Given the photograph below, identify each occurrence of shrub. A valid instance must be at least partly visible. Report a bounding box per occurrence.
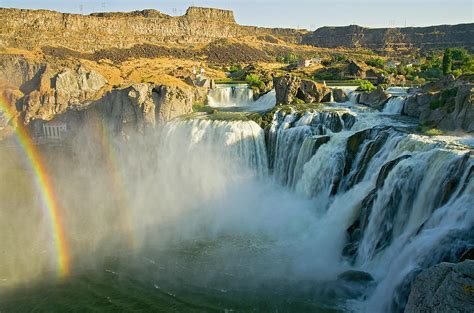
[357,79,376,92]
[283,53,299,65]
[292,97,306,104]
[245,74,265,90]
[424,128,444,136]
[229,64,242,73]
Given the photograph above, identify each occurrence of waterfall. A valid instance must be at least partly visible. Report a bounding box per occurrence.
[292,127,473,312]
[348,91,359,104]
[160,105,472,313]
[208,84,253,108]
[266,109,356,185]
[208,84,276,112]
[163,119,268,177]
[383,96,406,114]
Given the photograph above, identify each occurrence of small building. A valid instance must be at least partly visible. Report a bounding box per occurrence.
[43,121,67,139]
[298,59,313,68]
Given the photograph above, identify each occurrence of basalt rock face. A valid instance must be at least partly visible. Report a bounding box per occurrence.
[273,75,331,104]
[22,65,108,123]
[302,24,474,51]
[404,260,474,313]
[92,83,206,134]
[0,7,302,52]
[404,76,474,132]
[358,86,390,110]
[0,54,207,135]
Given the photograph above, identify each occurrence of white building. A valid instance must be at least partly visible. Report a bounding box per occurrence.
[43,121,67,139]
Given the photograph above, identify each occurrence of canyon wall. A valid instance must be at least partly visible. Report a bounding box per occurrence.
[302,24,474,51]
[0,7,302,52]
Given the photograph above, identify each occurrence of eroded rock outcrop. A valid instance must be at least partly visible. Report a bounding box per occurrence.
[332,89,348,102]
[358,86,390,110]
[403,76,474,132]
[273,75,330,104]
[0,7,302,52]
[76,82,207,136]
[22,65,108,123]
[404,260,474,313]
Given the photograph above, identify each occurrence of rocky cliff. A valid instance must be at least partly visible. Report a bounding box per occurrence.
[0,7,302,52]
[302,24,474,51]
[0,53,207,138]
[404,260,474,313]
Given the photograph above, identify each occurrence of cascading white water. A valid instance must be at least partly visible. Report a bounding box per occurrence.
[265,109,473,312]
[163,119,269,177]
[159,102,472,313]
[348,91,359,104]
[207,84,276,112]
[383,96,406,114]
[207,84,253,107]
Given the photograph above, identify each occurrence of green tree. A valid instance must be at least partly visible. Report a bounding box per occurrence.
[442,48,453,75]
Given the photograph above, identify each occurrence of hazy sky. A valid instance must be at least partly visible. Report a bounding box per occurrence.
[1,0,472,29]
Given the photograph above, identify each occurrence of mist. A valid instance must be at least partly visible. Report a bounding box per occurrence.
[0,117,352,297]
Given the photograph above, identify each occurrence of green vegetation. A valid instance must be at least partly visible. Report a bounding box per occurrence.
[276,53,300,65]
[229,64,242,73]
[245,74,265,90]
[192,103,214,113]
[429,87,458,111]
[292,98,306,104]
[357,79,376,92]
[442,48,453,75]
[365,57,385,69]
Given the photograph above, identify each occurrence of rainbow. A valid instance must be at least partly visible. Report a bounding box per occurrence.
[0,93,70,279]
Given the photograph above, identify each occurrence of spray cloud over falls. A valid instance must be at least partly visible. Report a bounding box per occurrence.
[0,99,473,312]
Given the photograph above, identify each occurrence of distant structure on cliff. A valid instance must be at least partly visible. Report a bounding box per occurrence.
[43,121,67,139]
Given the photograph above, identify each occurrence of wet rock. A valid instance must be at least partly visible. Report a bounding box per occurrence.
[358,86,390,110]
[404,260,474,313]
[460,247,474,262]
[332,88,348,102]
[338,270,374,283]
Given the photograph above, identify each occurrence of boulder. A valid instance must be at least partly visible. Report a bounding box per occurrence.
[404,260,474,313]
[358,86,390,110]
[273,75,301,104]
[332,88,348,102]
[299,79,330,103]
[273,75,330,104]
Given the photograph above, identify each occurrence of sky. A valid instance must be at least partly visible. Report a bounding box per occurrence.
[1,0,472,29]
